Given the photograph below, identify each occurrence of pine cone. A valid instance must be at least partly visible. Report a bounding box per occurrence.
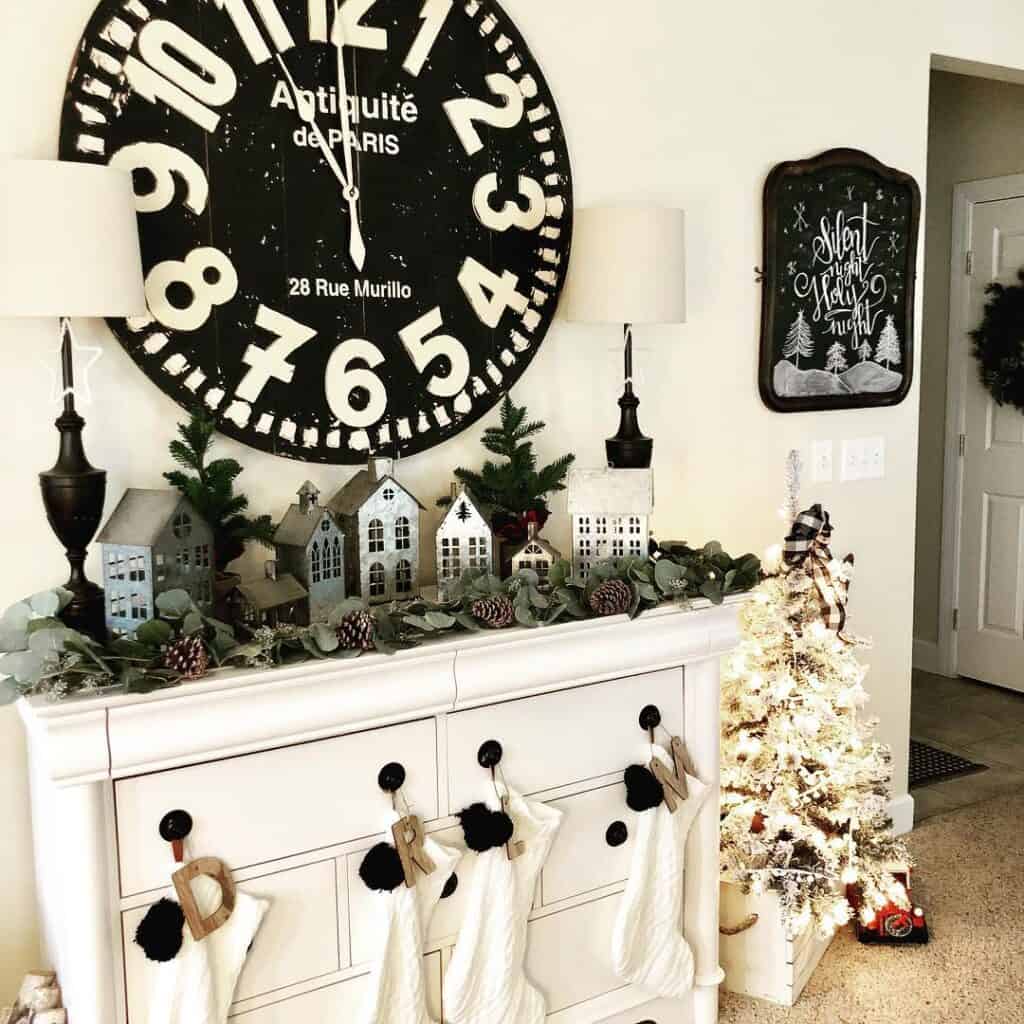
[589,578,633,617]
[471,595,515,629]
[164,634,209,680]
[337,610,377,651]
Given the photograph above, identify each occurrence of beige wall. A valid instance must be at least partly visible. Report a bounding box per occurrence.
[915,70,1024,649]
[8,0,1024,997]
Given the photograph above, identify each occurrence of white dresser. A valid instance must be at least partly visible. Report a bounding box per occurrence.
[19,600,739,1024]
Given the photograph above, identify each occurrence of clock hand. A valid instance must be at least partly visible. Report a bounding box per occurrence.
[273,53,351,194]
[331,12,366,271]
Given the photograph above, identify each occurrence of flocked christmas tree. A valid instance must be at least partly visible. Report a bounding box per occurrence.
[875,314,902,369]
[720,452,909,938]
[783,310,814,369]
[825,341,849,376]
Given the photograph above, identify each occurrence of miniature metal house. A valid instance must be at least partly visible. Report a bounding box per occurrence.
[509,522,562,582]
[273,481,346,621]
[327,457,425,604]
[567,468,654,581]
[435,483,495,600]
[96,489,215,637]
[228,563,309,629]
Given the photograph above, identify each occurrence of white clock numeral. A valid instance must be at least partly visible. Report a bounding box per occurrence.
[336,0,388,49]
[215,0,295,64]
[399,308,470,398]
[325,338,388,428]
[458,258,529,328]
[403,0,453,77]
[236,306,317,402]
[145,247,239,332]
[124,20,237,134]
[444,74,524,157]
[472,173,546,233]
[110,142,209,215]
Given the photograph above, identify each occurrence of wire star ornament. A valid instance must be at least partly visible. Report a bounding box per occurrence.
[40,319,105,406]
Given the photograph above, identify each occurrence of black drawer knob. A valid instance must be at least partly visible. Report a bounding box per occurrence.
[159,809,193,843]
[378,762,406,793]
[477,740,503,769]
[606,821,629,847]
[639,704,661,731]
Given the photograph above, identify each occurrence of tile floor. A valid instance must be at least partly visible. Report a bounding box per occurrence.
[911,669,1024,823]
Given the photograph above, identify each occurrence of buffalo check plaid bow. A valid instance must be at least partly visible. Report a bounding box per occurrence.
[783,505,853,637]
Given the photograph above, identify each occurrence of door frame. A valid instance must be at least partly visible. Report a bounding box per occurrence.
[938,173,1024,676]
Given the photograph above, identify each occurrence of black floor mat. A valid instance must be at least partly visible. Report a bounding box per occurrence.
[909,739,988,788]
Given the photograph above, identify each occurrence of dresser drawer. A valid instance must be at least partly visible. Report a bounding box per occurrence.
[228,952,442,1021]
[525,893,625,1014]
[542,784,636,905]
[446,669,683,810]
[123,860,341,1021]
[115,719,438,896]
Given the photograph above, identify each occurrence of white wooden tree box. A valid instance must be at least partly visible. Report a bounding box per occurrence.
[719,882,833,1007]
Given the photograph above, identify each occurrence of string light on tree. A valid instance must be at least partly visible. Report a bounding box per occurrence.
[720,452,910,938]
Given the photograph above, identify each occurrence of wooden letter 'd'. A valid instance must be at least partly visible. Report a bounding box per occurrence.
[172,857,237,941]
[392,815,436,888]
[648,735,695,813]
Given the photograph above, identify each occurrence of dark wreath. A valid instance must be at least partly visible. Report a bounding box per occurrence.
[970,269,1024,412]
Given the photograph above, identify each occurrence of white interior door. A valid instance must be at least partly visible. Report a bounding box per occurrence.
[958,196,1024,691]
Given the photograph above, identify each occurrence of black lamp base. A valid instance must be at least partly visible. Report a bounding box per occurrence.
[606,391,653,470]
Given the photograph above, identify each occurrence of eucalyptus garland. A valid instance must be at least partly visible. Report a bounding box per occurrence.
[0,543,760,704]
[969,269,1024,412]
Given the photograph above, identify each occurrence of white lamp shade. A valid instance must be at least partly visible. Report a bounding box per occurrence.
[560,205,686,325]
[0,160,146,318]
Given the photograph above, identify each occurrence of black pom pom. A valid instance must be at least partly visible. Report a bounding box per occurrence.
[458,802,515,852]
[624,764,664,812]
[135,898,185,963]
[359,842,406,892]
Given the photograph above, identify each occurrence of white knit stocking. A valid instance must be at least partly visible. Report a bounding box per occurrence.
[360,819,462,1024]
[611,743,709,999]
[145,856,268,1024]
[444,786,562,1024]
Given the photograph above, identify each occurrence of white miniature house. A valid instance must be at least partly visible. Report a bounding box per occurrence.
[435,484,494,600]
[509,522,562,581]
[567,468,654,580]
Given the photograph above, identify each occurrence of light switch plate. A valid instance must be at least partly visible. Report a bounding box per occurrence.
[863,437,885,479]
[811,441,833,483]
[841,439,862,482]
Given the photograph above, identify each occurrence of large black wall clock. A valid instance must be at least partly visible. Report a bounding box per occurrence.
[60,0,573,463]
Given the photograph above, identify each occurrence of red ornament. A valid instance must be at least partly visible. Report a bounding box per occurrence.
[750,811,766,834]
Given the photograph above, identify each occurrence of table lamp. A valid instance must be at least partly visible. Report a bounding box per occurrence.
[0,160,146,640]
[560,206,686,468]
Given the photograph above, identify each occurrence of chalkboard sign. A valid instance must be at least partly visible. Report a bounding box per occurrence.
[759,149,920,412]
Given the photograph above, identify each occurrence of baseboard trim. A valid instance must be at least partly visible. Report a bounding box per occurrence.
[913,638,941,675]
[889,793,915,836]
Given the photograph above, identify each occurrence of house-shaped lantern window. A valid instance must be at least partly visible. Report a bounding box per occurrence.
[509,522,562,582]
[567,468,654,581]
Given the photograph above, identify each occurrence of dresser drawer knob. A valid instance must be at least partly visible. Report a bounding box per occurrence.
[605,821,629,847]
[159,809,193,864]
[477,740,503,769]
[639,704,662,733]
[377,762,407,793]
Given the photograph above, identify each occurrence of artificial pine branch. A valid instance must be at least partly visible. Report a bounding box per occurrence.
[164,411,275,571]
[440,395,575,517]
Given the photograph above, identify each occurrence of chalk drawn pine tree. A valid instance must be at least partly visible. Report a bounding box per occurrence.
[783,310,814,369]
[875,314,902,369]
[826,341,849,376]
[856,338,874,364]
